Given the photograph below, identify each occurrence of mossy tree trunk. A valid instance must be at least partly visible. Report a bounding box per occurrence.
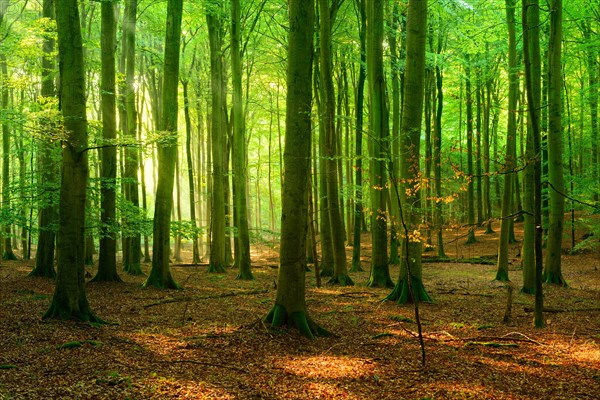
[386,0,432,304]
[94,0,121,283]
[366,0,393,289]
[264,0,328,339]
[44,0,102,322]
[143,0,183,290]
[31,0,58,279]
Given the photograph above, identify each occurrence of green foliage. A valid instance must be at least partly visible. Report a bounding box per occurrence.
[391,315,415,324]
[170,220,204,240]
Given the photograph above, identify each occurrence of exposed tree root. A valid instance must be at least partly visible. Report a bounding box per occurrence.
[264,303,332,339]
[142,270,181,290]
[385,276,432,304]
[43,299,105,324]
[543,271,568,287]
[328,274,354,286]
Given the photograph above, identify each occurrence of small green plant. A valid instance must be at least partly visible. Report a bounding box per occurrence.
[0,364,17,369]
[477,324,494,330]
[450,322,466,329]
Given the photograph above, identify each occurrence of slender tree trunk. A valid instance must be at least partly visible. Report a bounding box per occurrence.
[93,0,121,282]
[1,54,16,261]
[543,0,566,286]
[31,0,58,278]
[465,55,477,244]
[183,81,201,264]
[350,0,367,273]
[497,0,519,282]
[206,9,228,273]
[523,0,545,328]
[319,0,351,286]
[143,0,183,289]
[366,0,393,288]
[232,0,253,280]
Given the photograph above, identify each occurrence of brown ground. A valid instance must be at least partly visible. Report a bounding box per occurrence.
[1,219,599,399]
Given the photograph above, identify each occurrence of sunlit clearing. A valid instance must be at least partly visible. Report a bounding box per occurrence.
[278,356,375,379]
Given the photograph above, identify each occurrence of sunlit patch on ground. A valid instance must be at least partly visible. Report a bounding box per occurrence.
[277,355,376,379]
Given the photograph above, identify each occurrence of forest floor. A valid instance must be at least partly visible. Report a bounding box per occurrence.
[1,217,599,399]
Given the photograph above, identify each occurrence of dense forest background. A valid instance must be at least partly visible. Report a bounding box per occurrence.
[0,0,599,398]
[0,0,598,319]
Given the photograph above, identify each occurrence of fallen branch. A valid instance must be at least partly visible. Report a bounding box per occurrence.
[143,289,269,308]
[422,256,496,265]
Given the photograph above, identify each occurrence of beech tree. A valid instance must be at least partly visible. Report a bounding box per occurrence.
[44,0,101,322]
[263,0,328,339]
[143,0,183,289]
[31,0,58,279]
[386,0,431,304]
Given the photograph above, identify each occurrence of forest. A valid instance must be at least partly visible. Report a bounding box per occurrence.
[0,0,599,398]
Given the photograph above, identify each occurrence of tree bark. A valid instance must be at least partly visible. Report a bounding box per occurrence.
[143,0,183,289]
[44,0,101,322]
[386,0,431,303]
[264,0,328,339]
[543,0,566,286]
[93,0,121,282]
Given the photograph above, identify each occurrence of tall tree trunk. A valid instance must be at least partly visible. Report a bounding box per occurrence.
[386,0,431,303]
[93,0,121,282]
[543,0,566,286]
[497,0,519,282]
[207,9,227,273]
[366,0,393,288]
[143,0,183,289]
[264,0,328,339]
[388,1,401,264]
[44,0,101,322]
[465,55,477,244]
[231,0,253,280]
[350,0,366,273]
[522,0,545,328]
[31,0,58,278]
[122,0,142,275]
[182,81,201,264]
[434,64,446,257]
[319,0,351,286]
[1,54,16,261]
